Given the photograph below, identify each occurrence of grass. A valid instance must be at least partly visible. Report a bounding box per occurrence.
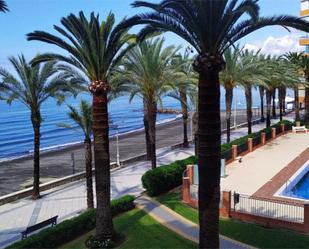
[60,209,197,249]
[156,188,309,249]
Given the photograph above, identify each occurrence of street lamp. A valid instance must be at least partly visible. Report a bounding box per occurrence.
[233,100,242,129]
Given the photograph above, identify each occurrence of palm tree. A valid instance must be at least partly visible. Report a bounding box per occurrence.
[283,52,304,121]
[27,12,135,242]
[122,1,309,247]
[0,55,71,199]
[59,100,94,209]
[259,86,265,122]
[220,46,241,142]
[120,38,179,168]
[0,0,8,12]
[170,51,197,147]
[237,49,265,134]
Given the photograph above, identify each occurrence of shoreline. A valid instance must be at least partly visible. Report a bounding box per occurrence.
[0,108,260,164]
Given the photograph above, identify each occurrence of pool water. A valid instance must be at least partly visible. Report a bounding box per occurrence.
[291,172,309,199]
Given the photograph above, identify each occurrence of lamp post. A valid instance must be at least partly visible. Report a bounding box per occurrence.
[233,100,242,129]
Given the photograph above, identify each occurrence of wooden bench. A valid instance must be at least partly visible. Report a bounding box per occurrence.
[292,126,308,133]
[21,215,58,239]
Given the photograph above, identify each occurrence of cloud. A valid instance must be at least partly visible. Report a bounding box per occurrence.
[244,33,304,56]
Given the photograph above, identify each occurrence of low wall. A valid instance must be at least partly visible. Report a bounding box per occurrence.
[0,140,191,206]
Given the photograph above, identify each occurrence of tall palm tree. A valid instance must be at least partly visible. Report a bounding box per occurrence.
[27,12,135,242]
[0,0,8,12]
[120,38,179,168]
[283,52,304,121]
[170,51,197,148]
[237,49,264,134]
[259,86,265,122]
[122,1,309,247]
[0,55,72,199]
[220,46,241,142]
[59,100,94,209]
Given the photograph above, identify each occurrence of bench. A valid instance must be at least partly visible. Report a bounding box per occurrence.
[21,215,58,239]
[292,126,308,133]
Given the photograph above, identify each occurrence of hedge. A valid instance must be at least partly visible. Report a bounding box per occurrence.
[142,120,293,197]
[6,195,135,249]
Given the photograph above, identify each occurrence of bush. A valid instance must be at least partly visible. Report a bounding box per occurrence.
[142,156,197,196]
[6,195,135,249]
[142,120,293,197]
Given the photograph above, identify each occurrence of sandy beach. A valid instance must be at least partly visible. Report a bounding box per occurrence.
[0,109,260,196]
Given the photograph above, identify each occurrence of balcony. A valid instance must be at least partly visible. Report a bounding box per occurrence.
[300,36,309,46]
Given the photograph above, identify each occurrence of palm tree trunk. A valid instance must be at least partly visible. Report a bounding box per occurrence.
[143,98,151,160]
[146,101,157,169]
[266,90,272,128]
[294,87,300,121]
[245,86,252,134]
[272,88,276,118]
[92,92,113,241]
[259,86,265,122]
[305,88,309,125]
[225,85,233,143]
[31,110,41,200]
[197,66,221,249]
[85,137,94,209]
[279,87,284,121]
[282,87,286,114]
[180,88,189,148]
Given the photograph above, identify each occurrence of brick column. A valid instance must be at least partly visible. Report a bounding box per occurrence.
[281,123,285,133]
[272,128,276,139]
[232,145,237,160]
[220,191,231,218]
[248,138,253,152]
[261,132,266,144]
[187,165,194,184]
[304,203,309,234]
[182,177,190,204]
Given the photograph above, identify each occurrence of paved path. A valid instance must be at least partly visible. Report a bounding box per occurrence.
[0,117,289,248]
[136,195,253,249]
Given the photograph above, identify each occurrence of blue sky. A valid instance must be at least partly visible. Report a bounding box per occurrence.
[0,0,303,68]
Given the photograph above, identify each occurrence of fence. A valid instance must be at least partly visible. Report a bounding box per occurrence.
[231,192,304,223]
[252,134,261,147]
[237,141,248,155]
[221,148,232,161]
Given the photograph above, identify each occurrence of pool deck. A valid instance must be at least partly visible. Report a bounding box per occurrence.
[221,132,309,201]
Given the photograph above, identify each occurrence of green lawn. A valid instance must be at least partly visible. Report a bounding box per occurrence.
[60,209,197,249]
[156,189,309,248]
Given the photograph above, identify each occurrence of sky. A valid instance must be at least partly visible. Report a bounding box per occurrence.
[0,0,305,70]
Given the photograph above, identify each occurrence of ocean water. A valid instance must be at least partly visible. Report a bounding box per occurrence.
[0,87,286,161]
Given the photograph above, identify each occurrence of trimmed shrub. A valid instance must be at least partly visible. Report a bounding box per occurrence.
[142,156,197,196]
[6,195,135,249]
[142,120,293,197]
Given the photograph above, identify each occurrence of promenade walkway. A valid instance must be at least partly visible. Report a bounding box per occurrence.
[136,195,253,249]
[0,117,287,248]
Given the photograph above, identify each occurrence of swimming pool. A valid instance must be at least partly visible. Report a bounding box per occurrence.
[275,161,309,201]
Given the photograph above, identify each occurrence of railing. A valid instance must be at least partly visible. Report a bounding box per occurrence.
[265,130,272,141]
[221,148,232,161]
[231,193,304,223]
[275,126,281,135]
[252,134,261,147]
[190,184,198,200]
[237,141,248,155]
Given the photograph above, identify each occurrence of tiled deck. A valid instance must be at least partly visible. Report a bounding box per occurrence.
[221,132,309,198]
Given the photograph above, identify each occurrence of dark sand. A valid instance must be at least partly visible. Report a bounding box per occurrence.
[0,109,260,195]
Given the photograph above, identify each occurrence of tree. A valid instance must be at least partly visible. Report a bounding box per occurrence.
[259,86,265,122]
[0,55,72,199]
[27,12,135,242]
[122,1,309,247]
[120,38,179,168]
[0,0,8,12]
[220,46,241,142]
[170,51,197,148]
[59,100,94,209]
[283,52,304,121]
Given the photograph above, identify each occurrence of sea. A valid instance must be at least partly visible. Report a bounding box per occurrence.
[0,87,292,161]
